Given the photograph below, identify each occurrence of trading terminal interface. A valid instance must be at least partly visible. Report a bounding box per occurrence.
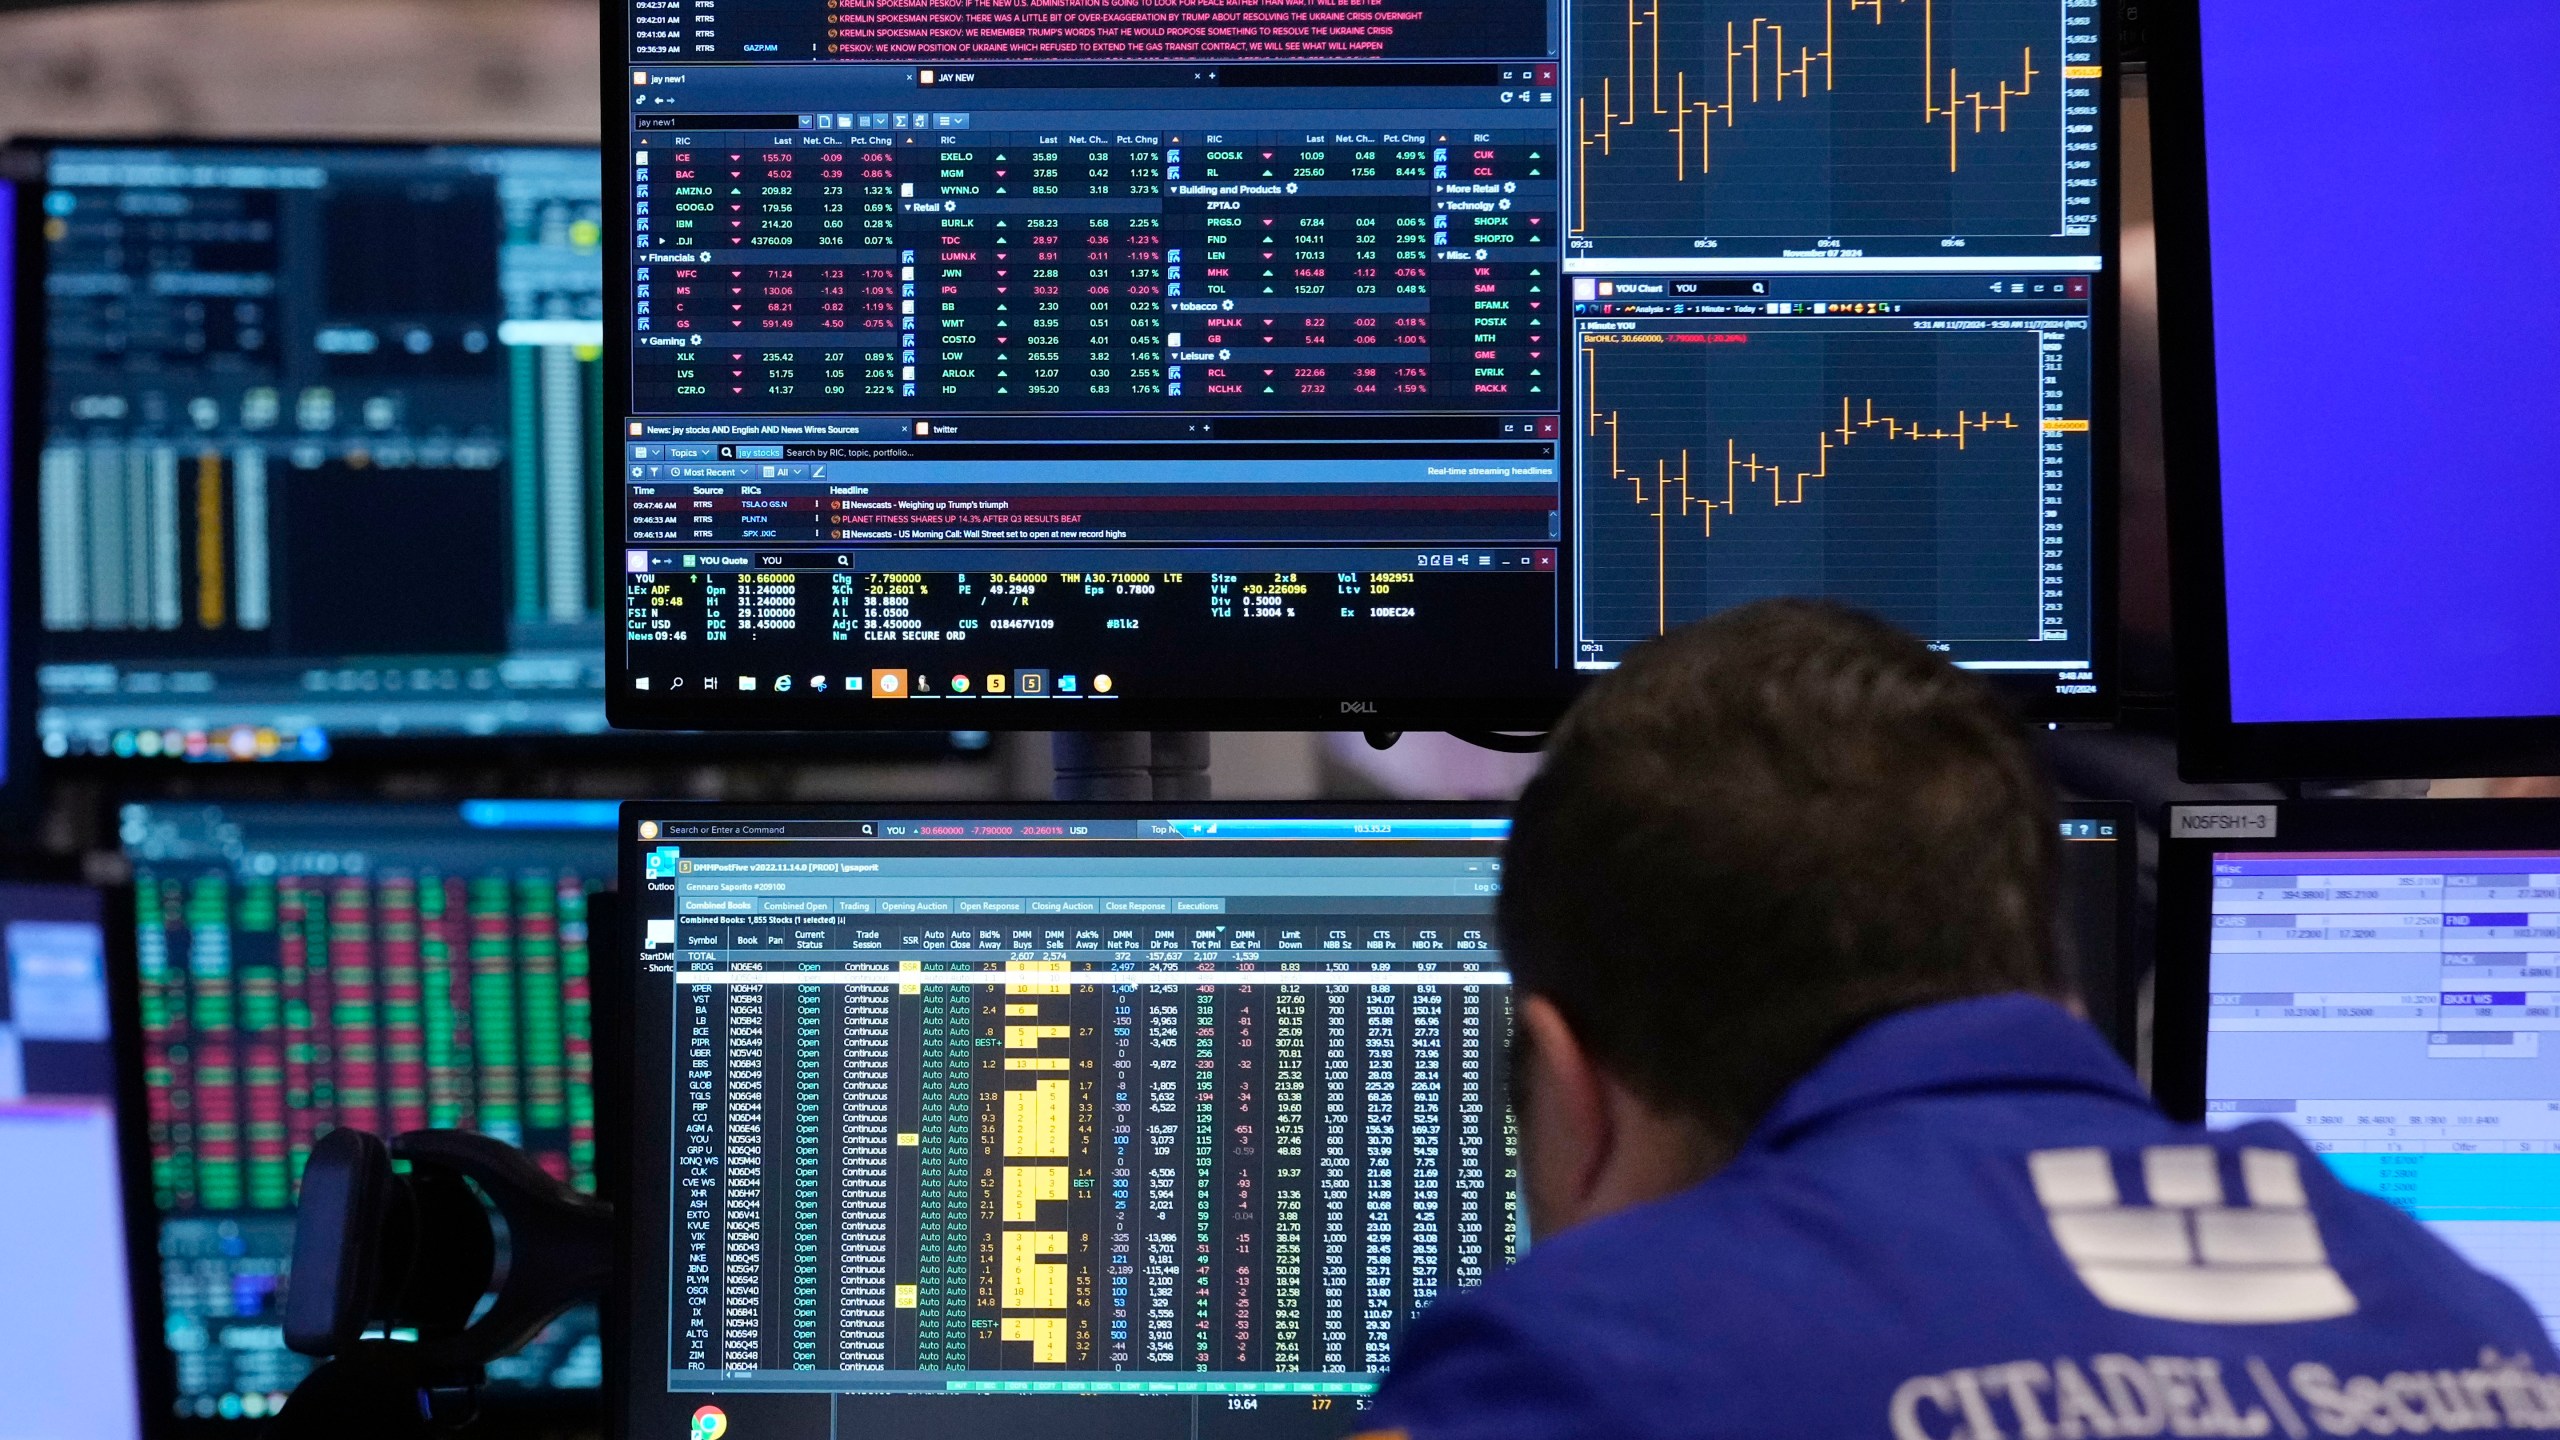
[1572,272,2098,682]
[2200,846,2560,1345]
[621,808,1517,1440]
[606,0,2109,727]
[39,145,606,760]
[120,800,613,1421]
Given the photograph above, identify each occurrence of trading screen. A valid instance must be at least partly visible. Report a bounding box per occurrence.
[0,880,141,1440]
[608,0,2106,725]
[623,811,1516,1440]
[2202,849,2560,1344]
[1572,270,2094,671]
[119,801,613,1421]
[1564,0,2102,262]
[38,145,607,760]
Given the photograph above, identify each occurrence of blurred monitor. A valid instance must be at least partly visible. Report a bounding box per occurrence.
[2157,799,2560,1344]
[35,143,604,762]
[2153,2,2560,779]
[117,800,614,1428]
[0,876,142,1440]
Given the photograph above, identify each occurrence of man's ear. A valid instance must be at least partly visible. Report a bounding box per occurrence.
[1518,995,1614,1235]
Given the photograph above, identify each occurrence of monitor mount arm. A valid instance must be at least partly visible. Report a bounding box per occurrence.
[267,1127,612,1439]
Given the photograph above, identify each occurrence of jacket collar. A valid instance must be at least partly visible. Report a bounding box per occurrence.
[1745,993,2153,1152]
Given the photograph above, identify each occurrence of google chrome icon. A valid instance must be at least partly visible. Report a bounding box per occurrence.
[690,1405,728,1440]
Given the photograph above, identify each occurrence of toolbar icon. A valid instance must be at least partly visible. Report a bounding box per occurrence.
[870,669,909,698]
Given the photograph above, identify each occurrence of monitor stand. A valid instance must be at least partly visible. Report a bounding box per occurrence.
[1051,731,1212,801]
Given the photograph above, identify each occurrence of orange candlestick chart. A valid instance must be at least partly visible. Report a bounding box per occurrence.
[1573,325,2057,659]
[1567,0,2094,256]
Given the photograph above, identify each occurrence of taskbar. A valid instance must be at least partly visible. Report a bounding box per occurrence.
[673,1372,1380,1396]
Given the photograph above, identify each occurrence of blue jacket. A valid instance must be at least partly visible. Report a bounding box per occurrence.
[1360,995,2560,1439]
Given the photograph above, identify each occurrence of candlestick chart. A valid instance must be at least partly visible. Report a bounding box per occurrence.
[1568,0,2098,257]
[1574,323,2054,658]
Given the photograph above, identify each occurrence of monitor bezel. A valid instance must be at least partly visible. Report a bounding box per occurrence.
[2151,797,2560,1125]
[593,6,2124,733]
[2150,2,2560,783]
[13,136,987,773]
[0,152,45,819]
[608,799,1512,1421]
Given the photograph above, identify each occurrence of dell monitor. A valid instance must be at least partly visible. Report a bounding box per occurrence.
[2158,799,2560,1344]
[115,800,614,1427]
[2152,1,2560,779]
[603,0,2114,730]
[33,142,606,762]
[0,876,143,1440]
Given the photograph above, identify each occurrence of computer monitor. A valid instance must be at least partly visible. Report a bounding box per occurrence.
[0,876,144,1440]
[602,0,2114,731]
[2156,799,2560,1344]
[616,804,1516,1438]
[116,800,615,1427]
[32,142,605,762]
[2152,2,2560,780]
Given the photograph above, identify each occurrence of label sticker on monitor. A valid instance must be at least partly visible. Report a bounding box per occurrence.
[2170,805,2279,840]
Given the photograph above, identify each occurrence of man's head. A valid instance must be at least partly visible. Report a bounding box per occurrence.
[1502,599,2064,1236]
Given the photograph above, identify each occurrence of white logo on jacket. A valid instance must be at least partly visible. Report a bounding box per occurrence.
[2028,1145,2357,1324]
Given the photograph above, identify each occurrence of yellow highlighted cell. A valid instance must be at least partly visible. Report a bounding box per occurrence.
[1002,1164,1069,1221]
[1001,1231,1069,1310]
[895,1284,918,1309]
[1002,1079,1071,1157]
[1000,1315,1067,1364]
[1006,958,1071,995]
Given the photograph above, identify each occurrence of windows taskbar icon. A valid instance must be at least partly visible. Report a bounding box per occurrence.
[634,672,1113,698]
